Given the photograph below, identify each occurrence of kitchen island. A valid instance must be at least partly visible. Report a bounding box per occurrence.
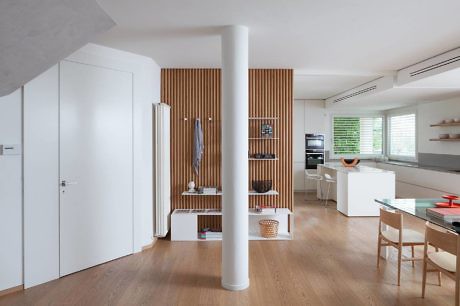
[317,163,395,216]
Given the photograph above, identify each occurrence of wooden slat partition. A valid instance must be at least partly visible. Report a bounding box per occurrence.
[161,68,293,231]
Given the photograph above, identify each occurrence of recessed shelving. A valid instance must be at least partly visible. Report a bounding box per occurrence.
[249,158,279,161]
[181,190,279,196]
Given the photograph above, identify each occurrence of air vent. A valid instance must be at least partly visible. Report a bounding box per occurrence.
[326,76,394,106]
[409,56,460,77]
[397,47,460,86]
[333,85,377,103]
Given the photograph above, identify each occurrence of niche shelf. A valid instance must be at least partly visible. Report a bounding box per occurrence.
[429,138,460,142]
[430,122,460,127]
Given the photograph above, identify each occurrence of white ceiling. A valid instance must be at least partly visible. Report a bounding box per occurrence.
[95,0,460,103]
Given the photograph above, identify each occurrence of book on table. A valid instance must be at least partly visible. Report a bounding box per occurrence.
[426,207,460,221]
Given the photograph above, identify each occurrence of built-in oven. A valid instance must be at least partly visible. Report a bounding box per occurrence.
[305,134,324,150]
[305,151,324,169]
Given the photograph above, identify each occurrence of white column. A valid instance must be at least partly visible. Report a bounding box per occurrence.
[221,25,249,291]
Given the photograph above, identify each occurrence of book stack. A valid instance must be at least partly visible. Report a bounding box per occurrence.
[198,230,222,240]
[426,207,460,222]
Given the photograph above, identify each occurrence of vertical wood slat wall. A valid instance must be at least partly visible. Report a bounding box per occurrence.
[161,69,293,230]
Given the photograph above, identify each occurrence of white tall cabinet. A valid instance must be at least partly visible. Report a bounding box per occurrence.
[293,100,328,191]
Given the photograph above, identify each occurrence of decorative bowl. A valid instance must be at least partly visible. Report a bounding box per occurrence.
[439,134,449,139]
[252,180,272,193]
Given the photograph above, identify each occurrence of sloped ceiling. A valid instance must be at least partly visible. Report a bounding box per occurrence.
[0,0,115,97]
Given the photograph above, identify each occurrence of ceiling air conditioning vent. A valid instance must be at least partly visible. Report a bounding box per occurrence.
[333,85,377,103]
[397,47,460,86]
[325,76,394,107]
[409,56,460,77]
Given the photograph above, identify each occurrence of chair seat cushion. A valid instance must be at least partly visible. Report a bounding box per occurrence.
[428,251,456,273]
[381,228,425,244]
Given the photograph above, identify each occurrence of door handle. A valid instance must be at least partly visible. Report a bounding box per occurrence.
[61,180,78,187]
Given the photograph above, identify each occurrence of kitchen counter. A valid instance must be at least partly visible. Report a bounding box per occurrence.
[379,160,460,175]
[318,164,395,217]
[322,162,394,174]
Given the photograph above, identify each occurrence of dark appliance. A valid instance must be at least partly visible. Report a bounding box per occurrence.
[305,134,325,150]
[305,134,325,169]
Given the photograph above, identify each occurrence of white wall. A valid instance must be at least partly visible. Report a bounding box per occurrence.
[19,43,161,290]
[23,65,60,288]
[0,89,23,291]
[417,96,460,155]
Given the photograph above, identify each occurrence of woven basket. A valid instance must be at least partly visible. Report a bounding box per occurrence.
[259,219,279,238]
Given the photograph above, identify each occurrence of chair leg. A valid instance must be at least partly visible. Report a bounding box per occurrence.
[377,236,382,268]
[435,247,442,286]
[325,183,331,206]
[397,246,402,286]
[411,246,415,268]
[422,258,427,298]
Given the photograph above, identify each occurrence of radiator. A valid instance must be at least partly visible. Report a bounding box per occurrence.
[153,103,171,237]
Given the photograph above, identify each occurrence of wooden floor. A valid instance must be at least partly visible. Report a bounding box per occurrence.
[1,193,456,306]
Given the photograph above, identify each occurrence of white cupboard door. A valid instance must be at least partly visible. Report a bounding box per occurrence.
[59,61,133,276]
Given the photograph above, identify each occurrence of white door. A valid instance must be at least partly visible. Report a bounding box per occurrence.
[59,61,133,276]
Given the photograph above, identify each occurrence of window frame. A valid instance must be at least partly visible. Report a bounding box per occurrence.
[330,114,385,160]
[386,109,418,162]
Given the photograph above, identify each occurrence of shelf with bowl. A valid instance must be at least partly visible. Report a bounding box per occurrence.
[430,138,460,142]
[249,158,279,161]
[181,191,223,196]
[430,122,460,127]
[249,190,279,196]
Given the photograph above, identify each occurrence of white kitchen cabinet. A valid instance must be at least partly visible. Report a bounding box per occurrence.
[294,162,305,191]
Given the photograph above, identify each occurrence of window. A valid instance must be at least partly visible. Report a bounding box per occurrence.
[333,116,383,156]
[388,113,416,160]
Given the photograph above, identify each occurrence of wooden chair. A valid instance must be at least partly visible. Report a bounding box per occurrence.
[377,208,425,286]
[422,222,460,306]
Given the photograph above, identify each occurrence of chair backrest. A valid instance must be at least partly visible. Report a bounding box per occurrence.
[379,208,402,230]
[425,222,458,256]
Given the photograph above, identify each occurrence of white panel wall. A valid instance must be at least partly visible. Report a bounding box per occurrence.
[293,100,305,191]
[0,89,23,291]
[23,65,60,288]
[19,44,161,289]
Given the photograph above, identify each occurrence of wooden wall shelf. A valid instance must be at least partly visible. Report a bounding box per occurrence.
[429,138,460,141]
[430,122,460,127]
[249,117,279,120]
[249,158,279,161]
[249,137,280,140]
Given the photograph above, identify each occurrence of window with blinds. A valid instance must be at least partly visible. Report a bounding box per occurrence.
[388,113,416,159]
[333,116,383,156]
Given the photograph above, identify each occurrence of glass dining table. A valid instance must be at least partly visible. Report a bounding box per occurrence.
[374,198,460,233]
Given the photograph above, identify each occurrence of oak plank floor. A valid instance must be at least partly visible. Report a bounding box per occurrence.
[0,192,456,306]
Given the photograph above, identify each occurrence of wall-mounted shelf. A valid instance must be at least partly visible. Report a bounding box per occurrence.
[249,190,278,196]
[430,122,460,127]
[429,138,460,142]
[181,191,222,196]
[249,117,279,120]
[249,137,279,140]
[181,190,279,196]
[249,158,279,161]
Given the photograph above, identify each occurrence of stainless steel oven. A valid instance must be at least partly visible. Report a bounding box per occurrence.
[305,134,324,150]
[305,151,324,169]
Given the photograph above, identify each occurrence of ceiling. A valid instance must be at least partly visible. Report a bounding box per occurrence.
[95,0,460,103]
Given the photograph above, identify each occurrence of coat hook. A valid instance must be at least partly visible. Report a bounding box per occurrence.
[183,117,188,121]
[208,117,212,121]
